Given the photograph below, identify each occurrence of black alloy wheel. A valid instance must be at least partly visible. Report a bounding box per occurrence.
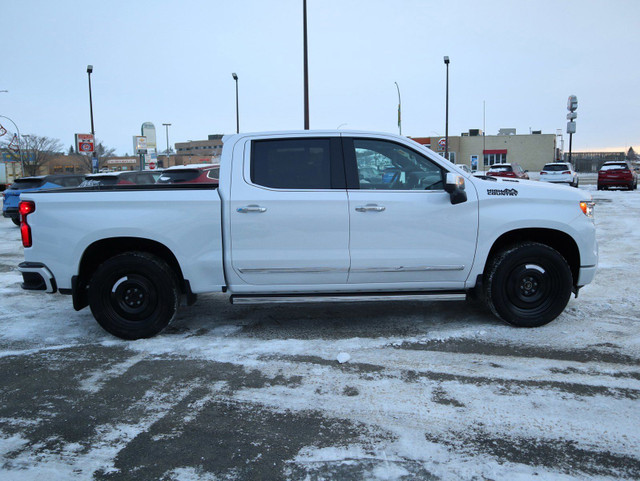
[484,242,573,327]
[88,251,179,339]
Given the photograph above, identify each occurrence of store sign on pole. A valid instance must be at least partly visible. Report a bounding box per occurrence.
[75,133,95,153]
[133,136,148,154]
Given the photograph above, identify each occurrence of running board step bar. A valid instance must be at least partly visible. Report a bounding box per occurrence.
[230,292,467,305]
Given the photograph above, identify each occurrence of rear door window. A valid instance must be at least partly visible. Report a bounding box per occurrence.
[251,138,336,189]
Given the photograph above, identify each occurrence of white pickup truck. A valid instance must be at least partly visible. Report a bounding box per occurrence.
[17,131,598,339]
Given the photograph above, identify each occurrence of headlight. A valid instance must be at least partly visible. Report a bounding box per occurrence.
[580,201,594,218]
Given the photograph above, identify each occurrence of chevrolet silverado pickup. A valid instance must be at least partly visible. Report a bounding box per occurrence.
[17,131,598,339]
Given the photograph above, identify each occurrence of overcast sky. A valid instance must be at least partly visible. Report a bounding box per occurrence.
[1,0,639,156]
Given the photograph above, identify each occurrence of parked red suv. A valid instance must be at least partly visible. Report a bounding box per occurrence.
[597,161,638,190]
[486,163,529,180]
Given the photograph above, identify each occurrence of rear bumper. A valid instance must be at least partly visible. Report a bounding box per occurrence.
[540,178,573,184]
[18,262,57,293]
[577,265,597,287]
[598,178,633,186]
[3,207,18,218]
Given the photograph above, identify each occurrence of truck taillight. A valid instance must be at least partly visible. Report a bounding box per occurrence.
[19,201,35,248]
[562,171,571,174]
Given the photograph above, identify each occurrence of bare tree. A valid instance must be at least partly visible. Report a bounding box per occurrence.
[76,141,117,172]
[0,134,63,176]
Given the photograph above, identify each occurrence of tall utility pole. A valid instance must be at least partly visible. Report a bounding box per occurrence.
[443,56,450,161]
[232,73,239,133]
[87,65,98,173]
[394,82,402,136]
[483,100,486,172]
[162,123,171,165]
[303,0,310,130]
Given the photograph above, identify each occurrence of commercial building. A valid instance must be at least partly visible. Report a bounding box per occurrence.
[175,135,224,157]
[411,128,558,172]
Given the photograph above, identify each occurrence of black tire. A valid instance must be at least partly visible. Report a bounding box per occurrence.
[484,242,573,328]
[11,215,20,226]
[88,252,179,339]
[573,179,579,188]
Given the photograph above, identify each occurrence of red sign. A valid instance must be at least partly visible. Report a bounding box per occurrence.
[438,138,447,147]
[148,161,157,170]
[75,133,95,153]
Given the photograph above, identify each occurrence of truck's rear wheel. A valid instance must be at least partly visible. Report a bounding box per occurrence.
[484,242,572,327]
[88,252,179,339]
[11,215,20,226]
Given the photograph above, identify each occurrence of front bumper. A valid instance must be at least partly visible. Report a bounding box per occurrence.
[18,262,57,293]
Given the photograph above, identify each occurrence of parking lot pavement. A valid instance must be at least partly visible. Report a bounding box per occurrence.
[1,186,639,480]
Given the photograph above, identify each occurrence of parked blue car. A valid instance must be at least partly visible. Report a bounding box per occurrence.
[2,175,85,225]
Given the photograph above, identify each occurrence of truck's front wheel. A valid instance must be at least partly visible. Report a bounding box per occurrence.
[88,252,179,339]
[484,242,572,327]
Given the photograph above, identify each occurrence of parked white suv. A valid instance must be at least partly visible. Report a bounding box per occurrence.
[540,162,579,187]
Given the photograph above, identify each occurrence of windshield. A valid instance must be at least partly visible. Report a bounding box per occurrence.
[489,165,512,172]
[9,178,45,190]
[543,164,570,172]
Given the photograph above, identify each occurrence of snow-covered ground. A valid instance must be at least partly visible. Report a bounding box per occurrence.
[0,185,639,480]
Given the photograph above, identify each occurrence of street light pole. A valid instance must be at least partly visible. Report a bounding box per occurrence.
[303,0,310,130]
[162,123,171,166]
[0,115,25,176]
[231,73,239,134]
[394,82,402,136]
[86,65,98,173]
[443,56,450,161]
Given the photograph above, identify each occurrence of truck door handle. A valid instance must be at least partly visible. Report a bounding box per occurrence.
[355,204,386,213]
[237,205,267,213]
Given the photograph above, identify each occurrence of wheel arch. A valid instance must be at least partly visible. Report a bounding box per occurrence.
[484,228,580,286]
[73,237,188,311]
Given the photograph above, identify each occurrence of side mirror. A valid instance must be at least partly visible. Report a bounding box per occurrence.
[444,172,467,205]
